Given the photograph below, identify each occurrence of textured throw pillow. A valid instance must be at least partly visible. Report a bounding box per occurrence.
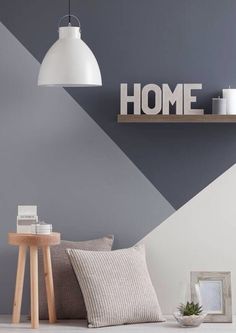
[38,235,114,319]
[67,244,164,328]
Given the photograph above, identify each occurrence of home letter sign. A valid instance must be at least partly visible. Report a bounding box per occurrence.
[120,83,141,115]
[120,83,204,115]
[142,84,162,115]
[163,84,183,115]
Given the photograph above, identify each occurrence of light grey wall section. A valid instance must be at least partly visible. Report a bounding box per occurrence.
[0,23,174,313]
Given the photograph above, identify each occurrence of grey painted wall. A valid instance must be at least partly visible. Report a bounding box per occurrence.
[0,23,174,314]
[1,0,236,314]
[1,0,236,208]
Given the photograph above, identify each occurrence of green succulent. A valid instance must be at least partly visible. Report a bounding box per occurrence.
[178,302,203,316]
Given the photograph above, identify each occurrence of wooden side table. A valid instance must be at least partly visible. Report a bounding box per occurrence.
[8,232,61,329]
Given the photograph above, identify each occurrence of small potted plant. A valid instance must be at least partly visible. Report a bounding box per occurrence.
[174,301,207,327]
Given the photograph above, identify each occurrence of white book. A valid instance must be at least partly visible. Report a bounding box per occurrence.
[17,205,38,233]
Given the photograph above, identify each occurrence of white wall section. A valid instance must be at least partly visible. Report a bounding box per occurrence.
[139,164,236,314]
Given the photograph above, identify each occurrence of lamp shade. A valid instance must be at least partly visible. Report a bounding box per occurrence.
[38,26,102,87]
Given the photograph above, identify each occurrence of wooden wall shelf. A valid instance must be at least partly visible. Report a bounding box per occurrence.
[118,115,236,123]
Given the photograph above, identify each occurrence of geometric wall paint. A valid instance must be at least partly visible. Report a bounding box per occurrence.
[0,22,174,314]
[138,164,236,314]
[1,0,236,316]
[1,0,236,209]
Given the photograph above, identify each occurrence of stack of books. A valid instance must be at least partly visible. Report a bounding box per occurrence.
[17,205,52,235]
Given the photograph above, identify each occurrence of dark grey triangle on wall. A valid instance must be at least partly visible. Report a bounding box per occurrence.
[1,0,236,209]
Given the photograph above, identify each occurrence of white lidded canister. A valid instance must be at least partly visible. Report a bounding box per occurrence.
[223,88,236,114]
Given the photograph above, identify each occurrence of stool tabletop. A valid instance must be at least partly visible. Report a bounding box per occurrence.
[8,232,61,247]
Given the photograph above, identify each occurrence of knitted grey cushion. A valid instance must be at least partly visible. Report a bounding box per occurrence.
[67,244,164,328]
[38,235,114,319]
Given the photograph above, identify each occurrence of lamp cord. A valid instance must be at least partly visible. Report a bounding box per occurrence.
[68,0,71,24]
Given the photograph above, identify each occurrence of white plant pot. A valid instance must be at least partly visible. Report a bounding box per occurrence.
[173,312,208,327]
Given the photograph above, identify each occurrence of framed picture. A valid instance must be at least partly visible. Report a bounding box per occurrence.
[191,272,232,323]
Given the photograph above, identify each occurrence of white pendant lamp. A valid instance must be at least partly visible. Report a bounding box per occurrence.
[38,1,102,87]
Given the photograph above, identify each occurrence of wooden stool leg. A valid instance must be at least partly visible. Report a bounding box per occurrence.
[30,246,39,329]
[42,246,56,323]
[12,245,27,324]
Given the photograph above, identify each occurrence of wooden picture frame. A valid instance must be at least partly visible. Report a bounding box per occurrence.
[191,271,232,323]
